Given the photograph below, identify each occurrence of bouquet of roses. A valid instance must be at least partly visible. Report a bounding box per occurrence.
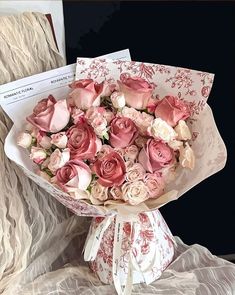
[17,76,194,208]
[1,57,226,295]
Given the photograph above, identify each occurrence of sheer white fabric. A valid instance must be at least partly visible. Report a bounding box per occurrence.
[0,12,234,295]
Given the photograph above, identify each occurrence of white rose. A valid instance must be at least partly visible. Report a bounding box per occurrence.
[91,182,109,203]
[30,147,47,164]
[51,132,68,148]
[168,139,183,151]
[111,91,126,109]
[48,148,70,173]
[174,120,192,140]
[148,118,177,142]
[17,132,32,148]
[179,143,195,170]
[122,181,148,205]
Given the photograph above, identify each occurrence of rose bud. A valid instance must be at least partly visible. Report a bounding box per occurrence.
[17,132,32,148]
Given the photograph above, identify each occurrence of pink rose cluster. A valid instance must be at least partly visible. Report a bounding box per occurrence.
[17,76,195,206]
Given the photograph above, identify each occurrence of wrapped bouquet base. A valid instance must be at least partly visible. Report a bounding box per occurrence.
[84,209,175,293]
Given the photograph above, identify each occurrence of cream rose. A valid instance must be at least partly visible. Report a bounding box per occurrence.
[144,173,164,198]
[51,132,68,148]
[124,145,139,161]
[122,181,148,205]
[121,106,140,122]
[179,143,195,170]
[91,117,108,138]
[90,182,109,203]
[174,120,192,140]
[110,186,123,200]
[148,118,177,142]
[168,140,183,151]
[111,91,126,109]
[17,132,32,148]
[126,163,145,182]
[48,148,70,173]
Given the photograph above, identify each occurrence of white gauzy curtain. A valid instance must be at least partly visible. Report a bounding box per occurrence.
[0,12,235,295]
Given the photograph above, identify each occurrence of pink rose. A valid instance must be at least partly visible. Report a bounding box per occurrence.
[26,95,70,133]
[30,147,47,164]
[122,181,148,205]
[109,117,138,148]
[37,131,52,149]
[51,132,68,149]
[124,145,139,161]
[126,163,145,182]
[118,75,153,110]
[48,148,70,173]
[92,151,126,187]
[71,107,85,124]
[69,79,104,110]
[154,96,190,127]
[144,173,165,198]
[135,112,154,136]
[138,139,175,173]
[55,160,91,193]
[67,122,101,160]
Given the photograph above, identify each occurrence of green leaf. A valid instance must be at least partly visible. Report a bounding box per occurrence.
[103,132,109,140]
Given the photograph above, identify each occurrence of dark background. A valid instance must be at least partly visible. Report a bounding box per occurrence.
[63,1,235,255]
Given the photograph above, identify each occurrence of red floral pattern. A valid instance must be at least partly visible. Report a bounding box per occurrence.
[90,209,175,285]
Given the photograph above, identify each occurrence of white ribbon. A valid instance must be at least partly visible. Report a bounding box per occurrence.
[83,211,175,295]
